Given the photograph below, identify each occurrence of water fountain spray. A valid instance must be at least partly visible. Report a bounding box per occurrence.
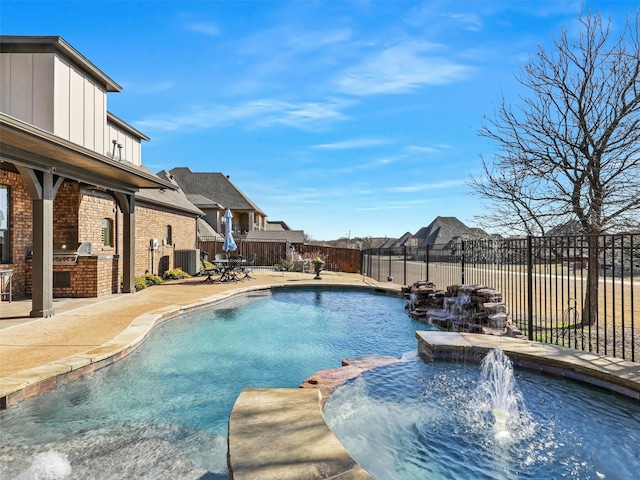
[478,348,518,435]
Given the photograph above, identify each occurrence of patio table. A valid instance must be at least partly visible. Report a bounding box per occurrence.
[203,258,245,283]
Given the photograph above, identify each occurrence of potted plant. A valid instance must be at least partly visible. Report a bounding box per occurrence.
[312,256,324,279]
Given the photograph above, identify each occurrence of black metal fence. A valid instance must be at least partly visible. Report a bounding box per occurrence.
[363,234,639,362]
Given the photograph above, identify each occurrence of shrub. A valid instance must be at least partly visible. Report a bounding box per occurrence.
[134,276,148,291]
[142,273,163,286]
[163,268,191,280]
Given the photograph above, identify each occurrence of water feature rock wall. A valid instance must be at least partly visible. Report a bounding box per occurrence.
[404,281,509,334]
[301,355,406,406]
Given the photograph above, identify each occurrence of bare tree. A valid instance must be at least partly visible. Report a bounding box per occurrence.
[471,11,640,323]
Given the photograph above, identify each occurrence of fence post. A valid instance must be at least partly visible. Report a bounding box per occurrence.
[425,245,429,282]
[527,235,534,341]
[461,240,466,285]
[403,246,407,286]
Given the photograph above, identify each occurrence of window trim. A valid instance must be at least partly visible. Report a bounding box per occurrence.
[102,217,114,247]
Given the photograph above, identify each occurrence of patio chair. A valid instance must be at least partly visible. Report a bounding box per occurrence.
[203,253,229,282]
[240,253,256,279]
[226,255,244,282]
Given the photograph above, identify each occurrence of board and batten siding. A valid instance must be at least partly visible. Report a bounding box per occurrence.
[0,51,142,166]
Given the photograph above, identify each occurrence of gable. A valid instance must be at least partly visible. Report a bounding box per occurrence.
[168,167,265,214]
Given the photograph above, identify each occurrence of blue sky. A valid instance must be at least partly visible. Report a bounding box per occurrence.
[1,1,637,240]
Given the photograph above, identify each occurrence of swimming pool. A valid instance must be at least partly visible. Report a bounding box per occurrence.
[0,288,426,479]
[323,356,640,480]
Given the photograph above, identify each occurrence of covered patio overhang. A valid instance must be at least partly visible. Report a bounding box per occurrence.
[0,112,175,317]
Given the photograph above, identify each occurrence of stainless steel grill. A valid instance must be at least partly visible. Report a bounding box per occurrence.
[53,242,92,265]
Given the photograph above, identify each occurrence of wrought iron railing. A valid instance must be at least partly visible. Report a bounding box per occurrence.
[363,234,639,362]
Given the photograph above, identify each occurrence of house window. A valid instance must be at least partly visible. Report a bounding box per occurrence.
[165,225,172,246]
[0,186,9,263]
[102,218,113,247]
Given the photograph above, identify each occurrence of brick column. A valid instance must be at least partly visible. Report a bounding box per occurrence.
[16,167,63,317]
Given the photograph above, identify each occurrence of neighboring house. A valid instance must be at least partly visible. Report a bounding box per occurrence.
[197,218,223,242]
[547,219,584,236]
[166,168,267,235]
[375,237,397,248]
[0,36,200,316]
[245,229,305,244]
[409,216,483,247]
[374,232,413,249]
[266,220,293,231]
[393,232,414,248]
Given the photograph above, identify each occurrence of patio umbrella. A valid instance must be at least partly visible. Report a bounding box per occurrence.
[222,209,237,252]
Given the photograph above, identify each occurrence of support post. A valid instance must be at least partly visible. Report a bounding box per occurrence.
[527,235,534,341]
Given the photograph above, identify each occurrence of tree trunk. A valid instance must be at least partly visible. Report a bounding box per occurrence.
[582,235,600,326]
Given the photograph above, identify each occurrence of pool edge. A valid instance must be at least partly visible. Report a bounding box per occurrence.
[0,282,402,409]
[416,331,640,401]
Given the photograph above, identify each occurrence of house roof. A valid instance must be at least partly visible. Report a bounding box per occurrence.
[413,216,475,246]
[168,167,265,215]
[547,219,583,236]
[245,230,305,243]
[0,113,175,191]
[107,112,150,141]
[185,193,224,209]
[375,238,397,248]
[197,218,223,240]
[0,36,122,92]
[136,167,203,216]
[266,220,293,231]
[392,231,413,247]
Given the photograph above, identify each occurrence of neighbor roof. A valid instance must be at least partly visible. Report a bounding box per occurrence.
[168,167,265,215]
[266,220,293,231]
[246,230,305,243]
[412,216,474,246]
[392,231,413,247]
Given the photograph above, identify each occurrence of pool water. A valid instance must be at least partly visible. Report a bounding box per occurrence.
[323,359,640,480]
[0,289,426,479]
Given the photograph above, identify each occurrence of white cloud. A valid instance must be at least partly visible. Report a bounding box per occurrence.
[134,98,352,132]
[449,13,483,31]
[404,145,441,155]
[312,138,391,150]
[354,205,414,211]
[250,99,352,129]
[185,22,220,37]
[388,179,466,193]
[334,41,471,95]
[354,199,428,211]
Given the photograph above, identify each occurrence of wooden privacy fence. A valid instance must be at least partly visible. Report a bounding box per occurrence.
[198,238,361,273]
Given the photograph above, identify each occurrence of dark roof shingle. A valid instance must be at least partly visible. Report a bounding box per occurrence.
[168,167,265,215]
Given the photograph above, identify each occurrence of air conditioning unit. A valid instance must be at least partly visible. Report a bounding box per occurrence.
[150,238,159,251]
[174,249,200,275]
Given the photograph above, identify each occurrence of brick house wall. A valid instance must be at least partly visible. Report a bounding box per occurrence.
[78,189,118,256]
[0,169,32,298]
[134,205,197,276]
[53,182,81,244]
[2,169,198,299]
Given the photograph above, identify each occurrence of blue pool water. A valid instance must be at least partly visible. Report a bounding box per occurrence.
[324,358,640,480]
[0,289,425,479]
[2,288,639,480]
